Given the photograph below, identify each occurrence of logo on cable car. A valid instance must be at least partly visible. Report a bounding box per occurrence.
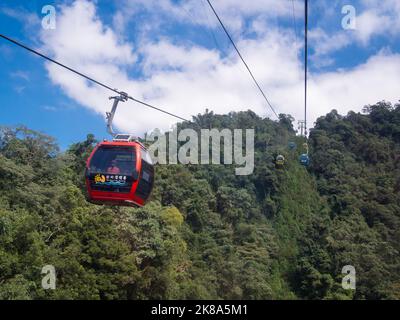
[94,174,127,186]
[94,174,106,183]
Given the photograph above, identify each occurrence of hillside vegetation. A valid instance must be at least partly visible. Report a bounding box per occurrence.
[0,101,399,299]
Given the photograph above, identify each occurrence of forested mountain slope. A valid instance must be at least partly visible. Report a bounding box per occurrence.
[0,102,399,299]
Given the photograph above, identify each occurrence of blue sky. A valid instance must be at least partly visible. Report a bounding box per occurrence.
[1,0,400,149]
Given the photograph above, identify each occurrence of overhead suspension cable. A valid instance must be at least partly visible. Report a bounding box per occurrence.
[205,0,279,119]
[304,0,308,135]
[290,0,299,46]
[0,34,190,123]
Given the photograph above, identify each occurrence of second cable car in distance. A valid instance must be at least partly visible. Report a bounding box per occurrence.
[299,142,310,166]
[275,154,285,168]
[85,93,154,207]
[288,141,297,150]
[299,153,310,166]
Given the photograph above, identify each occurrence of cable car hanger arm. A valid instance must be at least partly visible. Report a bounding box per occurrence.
[107,92,128,137]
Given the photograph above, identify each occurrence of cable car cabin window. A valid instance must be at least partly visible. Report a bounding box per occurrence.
[135,149,154,200]
[89,146,136,175]
[88,146,136,193]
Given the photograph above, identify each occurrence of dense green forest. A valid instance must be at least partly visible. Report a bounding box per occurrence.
[0,101,399,299]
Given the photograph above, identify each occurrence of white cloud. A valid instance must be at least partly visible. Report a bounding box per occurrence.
[10,70,30,81]
[42,105,58,112]
[356,10,392,45]
[39,0,400,137]
[141,41,221,75]
[309,28,351,64]
[112,0,300,38]
[1,7,40,29]
[308,52,400,126]
[41,1,136,64]
[310,0,400,61]
[14,86,26,94]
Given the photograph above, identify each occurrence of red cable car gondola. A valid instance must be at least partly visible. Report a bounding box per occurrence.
[85,93,154,207]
